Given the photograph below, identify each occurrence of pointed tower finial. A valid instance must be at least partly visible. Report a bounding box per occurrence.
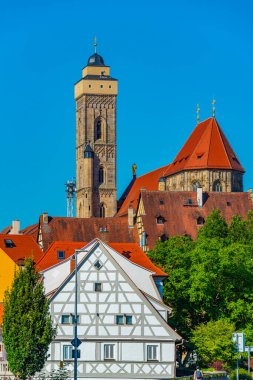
[212,98,216,118]
[196,104,200,124]
[94,36,97,54]
[132,163,137,178]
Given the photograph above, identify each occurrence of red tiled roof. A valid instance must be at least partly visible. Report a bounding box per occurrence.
[117,164,171,216]
[163,117,244,177]
[0,234,43,264]
[36,241,166,276]
[140,190,253,248]
[0,303,3,324]
[20,222,39,241]
[38,216,136,251]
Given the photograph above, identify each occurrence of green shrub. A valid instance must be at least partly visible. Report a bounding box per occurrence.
[230,368,251,380]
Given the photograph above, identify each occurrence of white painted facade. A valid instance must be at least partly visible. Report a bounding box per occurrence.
[41,239,181,379]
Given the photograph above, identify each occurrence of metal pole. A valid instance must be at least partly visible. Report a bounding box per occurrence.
[236,357,239,380]
[248,347,250,374]
[74,251,78,380]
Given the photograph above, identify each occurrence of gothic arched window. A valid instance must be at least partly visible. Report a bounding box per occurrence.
[192,181,201,191]
[95,117,106,141]
[213,180,222,192]
[100,203,105,218]
[98,166,104,184]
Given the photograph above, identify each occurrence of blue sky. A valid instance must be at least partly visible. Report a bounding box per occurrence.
[0,0,253,231]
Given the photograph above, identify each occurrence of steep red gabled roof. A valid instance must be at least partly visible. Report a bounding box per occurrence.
[0,234,43,264]
[117,164,171,216]
[163,117,244,177]
[36,241,166,276]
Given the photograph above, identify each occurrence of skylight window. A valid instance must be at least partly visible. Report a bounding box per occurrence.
[4,239,15,248]
[57,251,65,260]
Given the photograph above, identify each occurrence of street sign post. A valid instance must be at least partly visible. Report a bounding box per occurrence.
[245,346,253,374]
[232,333,246,380]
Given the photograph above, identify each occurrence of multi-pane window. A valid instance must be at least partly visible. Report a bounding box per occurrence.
[61,315,70,324]
[125,315,133,325]
[116,315,133,325]
[104,344,114,360]
[63,345,73,360]
[116,315,124,325]
[147,345,158,361]
[95,282,102,292]
[61,315,79,324]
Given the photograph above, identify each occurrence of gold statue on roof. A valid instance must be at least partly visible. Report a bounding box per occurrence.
[132,163,137,176]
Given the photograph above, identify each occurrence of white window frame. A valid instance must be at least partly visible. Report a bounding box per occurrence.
[104,344,115,360]
[147,345,159,361]
[63,345,73,360]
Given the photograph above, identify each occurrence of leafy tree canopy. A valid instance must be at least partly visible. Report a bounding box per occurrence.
[148,209,253,366]
[3,258,56,380]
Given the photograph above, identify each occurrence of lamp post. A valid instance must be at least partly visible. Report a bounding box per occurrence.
[73,251,78,380]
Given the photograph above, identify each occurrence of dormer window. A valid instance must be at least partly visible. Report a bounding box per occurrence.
[197,216,205,225]
[159,199,164,205]
[156,216,165,224]
[4,239,15,248]
[57,251,65,260]
[160,234,168,242]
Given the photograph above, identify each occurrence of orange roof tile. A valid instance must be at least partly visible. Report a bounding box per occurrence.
[36,241,166,276]
[117,164,171,216]
[0,234,44,264]
[163,117,244,177]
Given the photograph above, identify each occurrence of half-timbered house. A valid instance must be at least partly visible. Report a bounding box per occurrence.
[42,239,181,379]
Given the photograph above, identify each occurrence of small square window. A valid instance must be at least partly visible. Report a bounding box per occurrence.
[100,85,103,88]
[61,315,70,324]
[125,315,132,325]
[109,85,112,88]
[89,84,91,88]
[94,260,103,270]
[159,199,164,205]
[57,251,65,260]
[147,345,158,361]
[116,315,124,325]
[104,344,114,360]
[4,239,15,248]
[227,201,231,206]
[95,283,102,292]
[63,345,73,360]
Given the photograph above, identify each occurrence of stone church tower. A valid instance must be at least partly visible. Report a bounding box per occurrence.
[75,48,118,218]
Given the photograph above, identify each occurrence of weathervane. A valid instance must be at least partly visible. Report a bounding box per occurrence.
[212,98,216,118]
[94,37,97,54]
[196,104,200,124]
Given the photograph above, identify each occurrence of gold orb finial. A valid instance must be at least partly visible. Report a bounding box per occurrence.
[212,98,216,117]
[94,36,97,53]
[196,104,200,124]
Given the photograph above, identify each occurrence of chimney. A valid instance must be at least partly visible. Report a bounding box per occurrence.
[10,220,20,235]
[197,187,203,208]
[128,205,134,228]
[70,255,75,273]
[42,212,48,224]
[98,226,109,243]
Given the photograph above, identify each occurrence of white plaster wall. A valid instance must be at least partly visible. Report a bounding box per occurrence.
[121,342,143,361]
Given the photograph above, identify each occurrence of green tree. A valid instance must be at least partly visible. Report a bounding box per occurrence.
[197,209,228,239]
[191,319,235,369]
[148,209,253,366]
[3,258,56,380]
